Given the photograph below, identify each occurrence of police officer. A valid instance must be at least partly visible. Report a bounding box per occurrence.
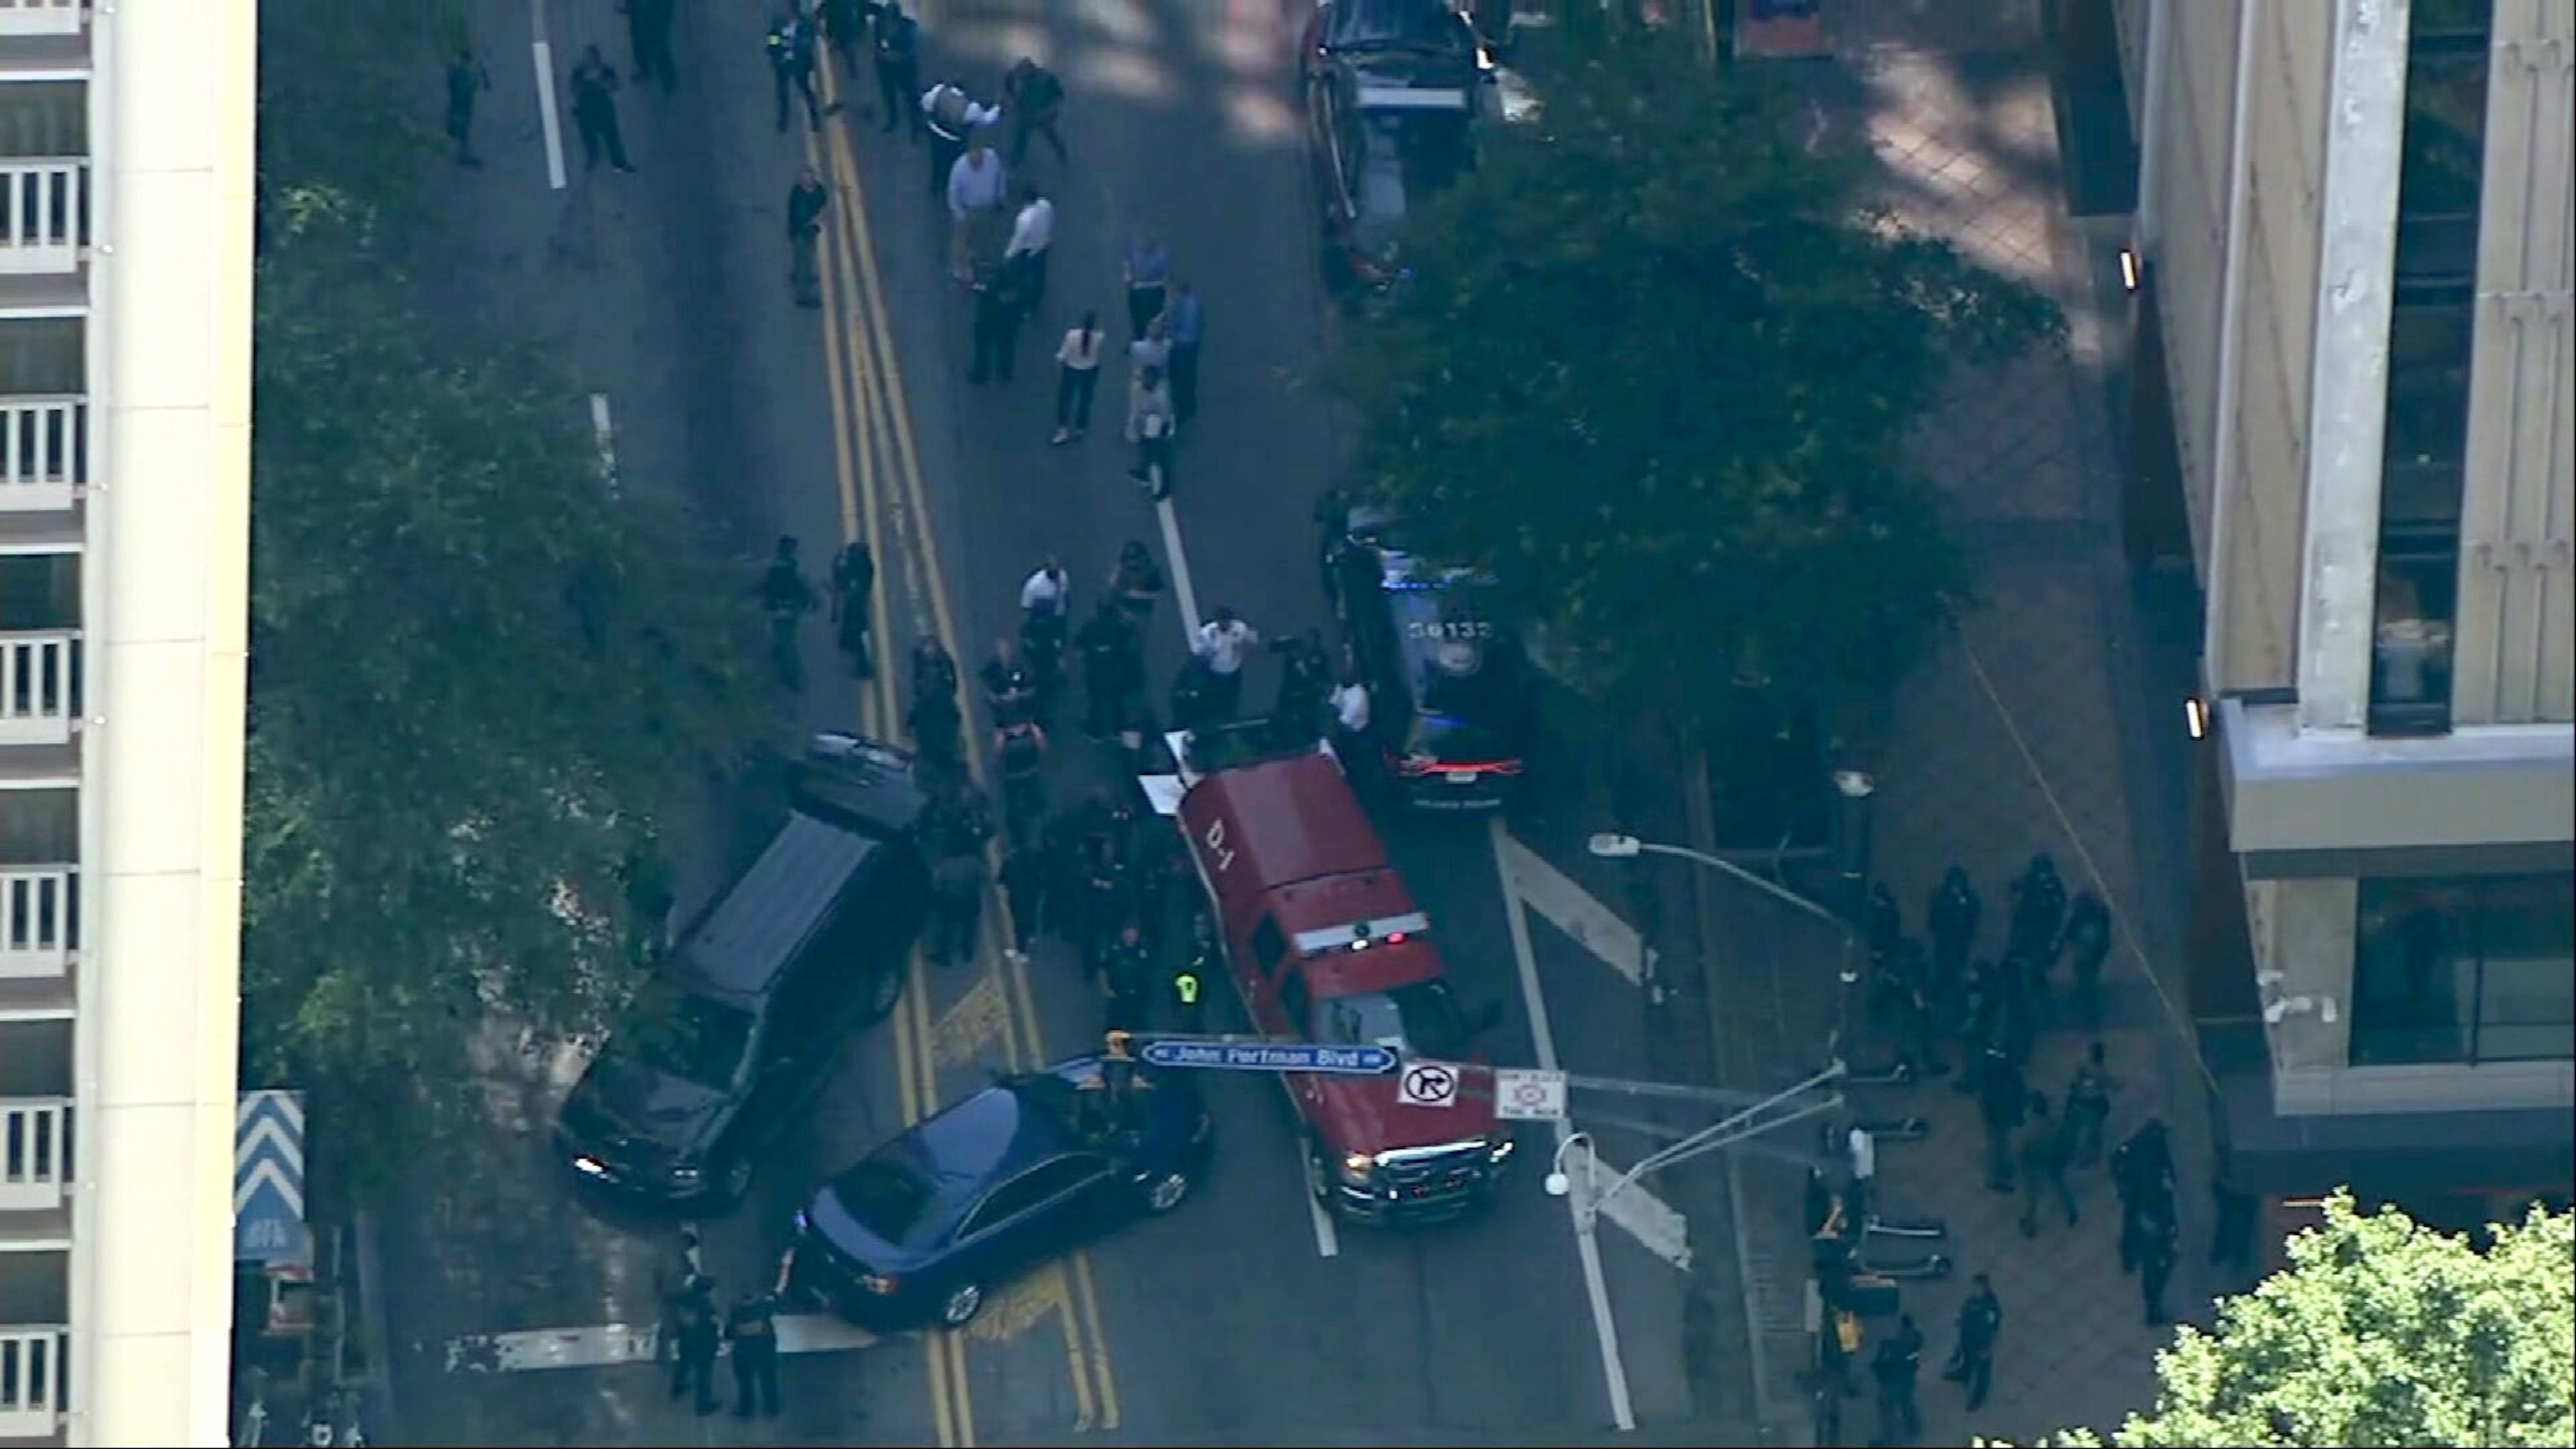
[444,46,492,167]
[1171,912,1216,1034]
[1974,1041,2024,1192]
[927,785,992,966]
[1925,866,1980,1029]
[1941,1274,2002,1411]
[1076,601,1142,741]
[2007,852,2067,977]
[1100,920,1151,1035]
[569,45,635,174]
[1270,629,1331,745]
[874,1,923,136]
[628,0,678,95]
[2017,1095,2077,1236]
[2135,1197,2179,1325]
[982,636,1037,727]
[1868,1311,1923,1446]
[830,538,875,677]
[667,1275,721,1415]
[2059,889,2113,1031]
[968,258,1028,385]
[922,80,1000,202]
[725,1285,782,1419]
[2061,1040,2115,1166]
[996,717,1047,839]
[766,7,823,133]
[999,832,1051,963]
[787,165,831,309]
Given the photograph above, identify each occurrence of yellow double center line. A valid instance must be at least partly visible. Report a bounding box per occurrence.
[803,63,1121,1446]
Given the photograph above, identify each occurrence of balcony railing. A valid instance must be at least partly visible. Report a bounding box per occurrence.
[0,1327,65,1437]
[0,0,82,38]
[0,1100,64,1213]
[0,399,80,512]
[0,163,85,276]
[0,869,71,981]
[0,634,75,748]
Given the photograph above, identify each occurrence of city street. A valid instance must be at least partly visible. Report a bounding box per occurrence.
[365,0,1756,1442]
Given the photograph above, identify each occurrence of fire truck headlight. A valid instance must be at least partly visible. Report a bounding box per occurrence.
[1337,1150,1376,1183]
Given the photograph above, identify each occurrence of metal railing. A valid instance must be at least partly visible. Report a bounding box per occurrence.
[0,1099,65,1212]
[0,632,77,747]
[0,1327,67,1436]
[0,397,82,511]
[0,0,82,37]
[0,867,74,980]
[0,162,86,275]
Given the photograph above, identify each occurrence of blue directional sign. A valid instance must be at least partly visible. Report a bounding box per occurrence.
[1138,1039,1398,1075]
[234,1090,310,1265]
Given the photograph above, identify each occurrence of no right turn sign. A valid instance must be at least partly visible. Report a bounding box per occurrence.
[1494,1068,1568,1122]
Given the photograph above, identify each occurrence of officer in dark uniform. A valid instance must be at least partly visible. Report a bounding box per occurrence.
[999,832,1051,961]
[1868,1311,1923,1446]
[766,8,823,133]
[1171,911,1216,1035]
[1924,866,1980,1034]
[667,1276,721,1415]
[874,2,923,138]
[724,1285,782,1418]
[1100,920,1151,1035]
[628,0,678,94]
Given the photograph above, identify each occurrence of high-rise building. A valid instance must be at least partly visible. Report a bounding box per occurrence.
[2114,0,2572,1232]
[0,0,256,1443]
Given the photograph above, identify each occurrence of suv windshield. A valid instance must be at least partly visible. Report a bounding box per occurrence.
[618,987,756,1093]
[830,1156,937,1244]
[1312,979,1472,1060]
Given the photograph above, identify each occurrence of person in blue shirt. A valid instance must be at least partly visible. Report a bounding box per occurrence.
[1165,279,1205,425]
[1123,234,1170,337]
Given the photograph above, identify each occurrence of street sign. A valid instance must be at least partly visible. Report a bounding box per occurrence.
[234,1090,309,1265]
[1397,1060,1462,1108]
[1138,1039,1397,1075]
[1494,1067,1568,1121]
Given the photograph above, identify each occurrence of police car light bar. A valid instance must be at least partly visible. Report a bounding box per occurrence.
[1356,86,1470,111]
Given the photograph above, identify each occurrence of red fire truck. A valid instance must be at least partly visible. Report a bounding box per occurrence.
[1145,723,1517,1224]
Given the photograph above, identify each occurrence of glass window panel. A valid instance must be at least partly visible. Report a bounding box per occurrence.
[2408,0,2493,43]
[2397,54,2488,221]
[2369,551,2457,725]
[2350,876,2576,1065]
[2472,877,2576,1061]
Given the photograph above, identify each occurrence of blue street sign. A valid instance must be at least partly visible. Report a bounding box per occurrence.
[235,1090,310,1265]
[1138,1039,1398,1075]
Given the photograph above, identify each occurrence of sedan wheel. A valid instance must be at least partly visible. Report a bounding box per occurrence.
[940,1283,984,1328]
[1145,1171,1192,1214]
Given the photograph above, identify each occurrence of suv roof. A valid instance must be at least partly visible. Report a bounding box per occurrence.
[673,812,881,1003]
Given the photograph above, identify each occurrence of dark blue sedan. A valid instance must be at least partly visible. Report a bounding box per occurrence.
[786,1055,1213,1330]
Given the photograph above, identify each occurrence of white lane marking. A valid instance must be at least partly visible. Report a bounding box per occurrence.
[445,1314,884,1374]
[531,40,568,190]
[1153,496,1204,641]
[1555,1135,1691,1271]
[1491,815,1637,1432]
[1496,830,1655,989]
[1304,1130,1343,1258]
[589,392,620,498]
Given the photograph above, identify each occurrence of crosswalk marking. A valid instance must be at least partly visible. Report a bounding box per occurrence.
[444,1314,885,1374]
[1495,832,1657,988]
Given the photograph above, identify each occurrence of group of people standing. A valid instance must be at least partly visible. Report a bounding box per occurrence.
[658,1236,788,1420]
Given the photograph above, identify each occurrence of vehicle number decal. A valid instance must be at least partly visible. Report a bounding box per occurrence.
[1202,817,1239,875]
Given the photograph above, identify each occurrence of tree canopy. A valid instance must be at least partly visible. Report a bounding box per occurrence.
[1992,1192,2575,1448]
[245,0,773,1187]
[1335,27,2062,740]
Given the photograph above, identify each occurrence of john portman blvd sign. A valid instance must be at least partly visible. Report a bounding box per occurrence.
[1137,1039,1398,1076]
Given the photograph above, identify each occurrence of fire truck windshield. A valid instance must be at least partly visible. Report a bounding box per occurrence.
[1312,979,1472,1060]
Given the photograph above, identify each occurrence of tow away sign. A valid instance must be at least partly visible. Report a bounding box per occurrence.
[1138,1040,1398,1075]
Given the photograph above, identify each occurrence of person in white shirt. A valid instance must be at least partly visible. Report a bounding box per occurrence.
[945,138,1008,282]
[920,80,1000,202]
[1191,606,1259,719]
[1003,184,1056,309]
[1329,670,1370,734]
[1020,557,1070,621]
[1052,309,1105,444]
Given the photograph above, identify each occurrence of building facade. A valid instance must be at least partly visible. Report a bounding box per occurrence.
[2113,0,2572,1229]
[0,0,256,1444]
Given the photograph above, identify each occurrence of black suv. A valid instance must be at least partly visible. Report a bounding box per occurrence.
[1320,497,1534,811]
[1301,0,1482,302]
[556,733,932,1210]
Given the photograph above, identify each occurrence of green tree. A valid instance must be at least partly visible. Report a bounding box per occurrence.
[1987,1192,2575,1448]
[245,0,774,1186]
[1336,28,2061,741]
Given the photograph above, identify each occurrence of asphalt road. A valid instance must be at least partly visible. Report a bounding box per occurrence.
[366,0,1748,1442]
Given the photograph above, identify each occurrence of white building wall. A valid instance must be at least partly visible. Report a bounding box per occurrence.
[66,0,255,1443]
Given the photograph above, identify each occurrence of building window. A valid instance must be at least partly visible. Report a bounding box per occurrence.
[2351,875,2576,1066]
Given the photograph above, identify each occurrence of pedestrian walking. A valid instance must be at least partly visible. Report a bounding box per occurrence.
[570,46,636,174]
[2059,890,2113,1031]
[875,2,923,135]
[999,835,1051,963]
[724,1286,782,1419]
[444,46,492,167]
[945,137,1009,281]
[2061,1040,2115,1166]
[2134,1197,2179,1324]
[1002,57,1069,166]
[628,0,678,95]
[1165,279,1204,425]
[1190,607,1259,720]
[787,165,830,309]
[667,1278,721,1415]
[967,259,1028,383]
[1867,1313,1923,1446]
[1123,233,1171,336]
[1050,309,1104,444]
[830,539,875,678]
[2018,1095,2078,1236]
[766,8,823,132]
[1941,1274,2002,1412]
[819,0,866,86]
[1005,184,1056,311]
[1125,364,1176,499]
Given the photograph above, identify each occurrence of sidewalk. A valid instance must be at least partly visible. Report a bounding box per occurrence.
[1654,2,2220,1443]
